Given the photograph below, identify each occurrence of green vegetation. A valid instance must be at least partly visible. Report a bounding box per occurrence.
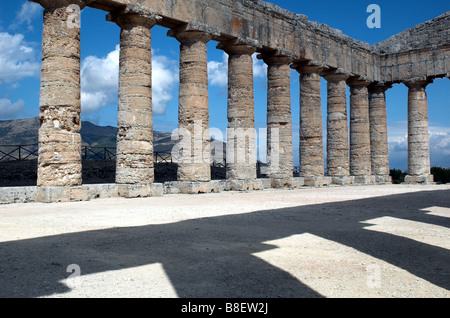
[390,169,406,184]
[431,167,450,184]
[390,167,450,184]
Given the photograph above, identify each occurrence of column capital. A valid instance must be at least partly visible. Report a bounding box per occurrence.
[346,76,371,87]
[368,82,392,93]
[170,29,212,44]
[322,69,351,82]
[31,0,86,9]
[291,61,326,74]
[107,9,161,29]
[404,78,433,89]
[257,52,293,65]
[218,41,256,55]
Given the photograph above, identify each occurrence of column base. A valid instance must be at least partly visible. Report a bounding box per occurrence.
[353,175,376,184]
[271,177,304,189]
[330,176,355,185]
[118,183,164,198]
[36,184,120,203]
[226,178,271,191]
[303,176,332,187]
[163,181,221,194]
[374,175,392,184]
[403,175,434,184]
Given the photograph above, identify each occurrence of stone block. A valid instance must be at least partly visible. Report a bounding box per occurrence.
[0,187,37,204]
[229,179,252,191]
[82,184,119,200]
[36,186,71,203]
[304,176,332,187]
[118,183,163,198]
[271,177,304,189]
[253,178,271,190]
[353,175,376,184]
[374,175,392,184]
[163,181,217,194]
[404,174,434,184]
[331,176,355,185]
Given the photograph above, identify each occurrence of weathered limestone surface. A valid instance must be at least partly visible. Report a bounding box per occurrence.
[323,72,350,178]
[36,0,448,86]
[262,54,293,183]
[375,12,450,83]
[110,12,156,189]
[294,64,324,179]
[348,78,372,180]
[174,30,212,182]
[88,0,379,81]
[22,0,449,203]
[33,0,86,187]
[404,80,434,183]
[223,44,257,180]
[369,84,391,183]
[373,12,450,54]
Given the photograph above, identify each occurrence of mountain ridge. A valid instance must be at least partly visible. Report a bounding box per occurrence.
[0,117,225,156]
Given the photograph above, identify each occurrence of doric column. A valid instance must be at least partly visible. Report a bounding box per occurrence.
[293,64,324,184]
[261,54,293,187]
[323,72,350,180]
[404,80,434,184]
[347,78,374,183]
[108,12,157,190]
[221,43,257,180]
[368,83,392,184]
[33,0,86,187]
[175,30,212,182]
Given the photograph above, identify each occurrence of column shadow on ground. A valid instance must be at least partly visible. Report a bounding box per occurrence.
[0,189,449,297]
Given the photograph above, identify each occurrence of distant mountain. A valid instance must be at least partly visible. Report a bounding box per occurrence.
[80,121,117,147]
[0,117,40,145]
[0,117,225,157]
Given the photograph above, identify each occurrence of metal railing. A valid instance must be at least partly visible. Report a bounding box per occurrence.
[82,146,116,161]
[0,144,174,163]
[0,145,301,173]
[0,145,38,161]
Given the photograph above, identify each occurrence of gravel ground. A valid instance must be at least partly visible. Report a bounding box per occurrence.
[0,184,449,298]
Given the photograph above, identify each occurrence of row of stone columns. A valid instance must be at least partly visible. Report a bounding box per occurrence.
[33,0,436,193]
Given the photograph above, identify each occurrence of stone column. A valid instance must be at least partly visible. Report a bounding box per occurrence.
[347,78,374,184]
[175,31,212,182]
[404,80,434,184]
[222,43,257,181]
[293,64,325,186]
[262,54,294,188]
[323,72,351,184]
[34,0,86,187]
[108,12,158,197]
[368,83,392,184]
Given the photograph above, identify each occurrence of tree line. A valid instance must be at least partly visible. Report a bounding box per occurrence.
[390,167,450,184]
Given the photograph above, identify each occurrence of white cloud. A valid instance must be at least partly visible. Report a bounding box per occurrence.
[429,127,450,167]
[10,2,42,31]
[80,45,178,115]
[208,52,267,88]
[252,53,268,78]
[0,98,25,120]
[81,45,120,114]
[388,124,450,168]
[152,54,178,115]
[0,32,40,84]
[208,52,228,87]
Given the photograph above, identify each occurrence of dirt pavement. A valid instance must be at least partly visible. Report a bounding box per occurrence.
[0,184,449,298]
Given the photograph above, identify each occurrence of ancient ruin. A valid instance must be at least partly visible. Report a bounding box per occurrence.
[1,0,449,203]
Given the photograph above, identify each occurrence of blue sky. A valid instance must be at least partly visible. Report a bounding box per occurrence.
[0,0,449,169]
